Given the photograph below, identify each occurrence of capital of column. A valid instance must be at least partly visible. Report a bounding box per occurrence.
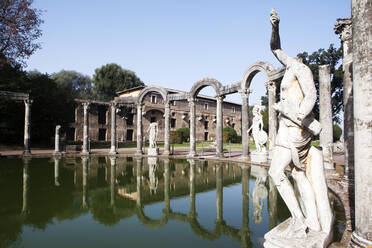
[110,102,117,108]
[265,81,277,92]
[239,89,252,98]
[165,101,170,109]
[82,102,90,110]
[216,95,225,102]
[334,18,352,42]
[24,99,33,105]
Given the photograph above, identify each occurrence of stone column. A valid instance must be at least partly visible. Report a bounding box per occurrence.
[266,81,278,153]
[163,101,171,155]
[319,65,335,170]
[240,90,250,159]
[136,104,143,156]
[216,163,223,223]
[188,159,196,218]
[22,158,30,215]
[23,99,32,156]
[136,157,143,208]
[188,98,197,157]
[54,157,60,186]
[216,96,224,157]
[81,102,90,155]
[110,157,116,207]
[54,125,61,156]
[164,159,170,213]
[109,103,118,155]
[350,1,372,246]
[82,157,88,209]
[241,165,250,247]
[335,18,354,183]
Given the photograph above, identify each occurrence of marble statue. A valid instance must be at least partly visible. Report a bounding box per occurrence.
[248,104,268,152]
[147,122,158,148]
[147,122,159,155]
[264,9,333,248]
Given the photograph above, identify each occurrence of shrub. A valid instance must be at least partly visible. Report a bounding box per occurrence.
[333,124,342,142]
[177,128,190,142]
[170,131,183,144]
[223,127,238,143]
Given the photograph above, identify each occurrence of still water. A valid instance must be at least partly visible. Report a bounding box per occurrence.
[0,157,345,248]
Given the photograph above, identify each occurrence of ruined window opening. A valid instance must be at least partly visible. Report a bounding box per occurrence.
[171,118,176,128]
[126,113,134,126]
[98,106,107,125]
[204,103,208,110]
[151,95,157,104]
[151,117,156,123]
[204,121,209,130]
[98,128,106,141]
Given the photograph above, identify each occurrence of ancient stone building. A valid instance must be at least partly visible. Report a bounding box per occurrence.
[69,86,242,143]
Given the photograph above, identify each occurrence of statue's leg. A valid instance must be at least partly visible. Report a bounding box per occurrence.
[292,168,321,231]
[268,146,304,221]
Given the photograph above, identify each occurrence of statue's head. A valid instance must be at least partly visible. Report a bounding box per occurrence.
[253,104,261,115]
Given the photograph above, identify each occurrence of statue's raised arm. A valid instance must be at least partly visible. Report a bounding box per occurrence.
[270,9,290,66]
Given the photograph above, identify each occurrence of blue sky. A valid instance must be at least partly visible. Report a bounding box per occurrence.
[27,0,351,104]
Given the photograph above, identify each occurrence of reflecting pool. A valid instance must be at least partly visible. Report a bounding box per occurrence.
[0,157,345,248]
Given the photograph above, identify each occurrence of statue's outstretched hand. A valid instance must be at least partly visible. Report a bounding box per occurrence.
[270,9,280,27]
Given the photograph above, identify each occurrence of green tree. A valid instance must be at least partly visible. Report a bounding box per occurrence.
[0,65,75,145]
[0,0,43,67]
[51,70,93,99]
[297,44,343,123]
[223,127,238,143]
[93,63,144,100]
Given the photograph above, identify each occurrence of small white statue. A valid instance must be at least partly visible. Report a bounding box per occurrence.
[248,104,268,152]
[147,122,158,148]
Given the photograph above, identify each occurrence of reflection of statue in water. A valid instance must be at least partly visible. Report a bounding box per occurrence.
[248,104,268,152]
[147,157,158,195]
[265,9,333,247]
[147,122,158,148]
[251,176,268,224]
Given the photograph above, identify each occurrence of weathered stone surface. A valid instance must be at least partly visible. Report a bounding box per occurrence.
[81,102,90,155]
[319,65,335,170]
[267,9,333,246]
[54,125,61,156]
[23,99,32,156]
[109,103,118,155]
[350,0,372,246]
[264,218,333,248]
[147,148,159,156]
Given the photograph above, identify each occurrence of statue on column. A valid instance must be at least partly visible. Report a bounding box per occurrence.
[147,122,159,155]
[264,9,333,248]
[249,104,268,163]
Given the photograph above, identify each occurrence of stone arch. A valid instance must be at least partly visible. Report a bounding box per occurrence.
[240,61,275,90]
[189,78,223,98]
[137,86,168,104]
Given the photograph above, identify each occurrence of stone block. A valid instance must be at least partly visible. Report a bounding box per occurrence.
[147,148,159,156]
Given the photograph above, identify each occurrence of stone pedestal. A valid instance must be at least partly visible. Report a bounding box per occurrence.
[250,150,268,163]
[264,218,333,248]
[147,148,159,156]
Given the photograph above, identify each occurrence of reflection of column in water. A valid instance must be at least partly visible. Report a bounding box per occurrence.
[82,157,88,209]
[22,158,30,215]
[188,159,196,217]
[241,166,250,248]
[54,157,60,186]
[164,159,170,213]
[136,157,143,208]
[110,157,116,207]
[216,163,223,223]
[268,177,278,230]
